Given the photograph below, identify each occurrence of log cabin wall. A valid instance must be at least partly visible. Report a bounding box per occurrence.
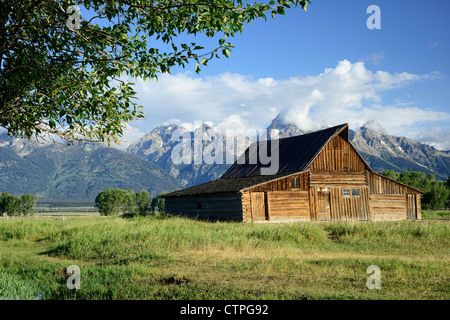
[266,191,310,221]
[367,171,422,220]
[241,191,252,222]
[247,172,309,192]
[308,171,370,221]
[308,131,370,222]
[165,193,243,221]
[416,195,422,220]
[241,172,310,222]
[330,186,370,221]
[369,194,407,221]
[309,171,367,186]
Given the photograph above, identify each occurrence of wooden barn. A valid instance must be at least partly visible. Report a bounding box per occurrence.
[163,124,423,222]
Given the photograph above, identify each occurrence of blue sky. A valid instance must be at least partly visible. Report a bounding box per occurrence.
[122,0,450,151]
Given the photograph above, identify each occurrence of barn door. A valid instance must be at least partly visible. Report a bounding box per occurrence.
[251,192,267,221]
[406,194,417,219]
[317,191,331,221]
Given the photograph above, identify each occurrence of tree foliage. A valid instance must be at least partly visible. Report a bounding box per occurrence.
[95,188,150,216]
[136,190,150,215]
[1,0,309,144]
[0,192,38,216]
[150,192,165,213]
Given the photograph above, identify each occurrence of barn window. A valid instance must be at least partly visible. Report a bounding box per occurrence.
[343,189,350,197]
[352,189,360,196]
[291,176,300,189]
[196,202,202,209]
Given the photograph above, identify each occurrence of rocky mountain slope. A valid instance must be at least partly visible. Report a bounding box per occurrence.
[0,135,181,201]
[350,125,450,180]
[126,124,249,187]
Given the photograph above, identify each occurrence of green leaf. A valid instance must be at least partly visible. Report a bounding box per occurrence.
[222,48,230,58]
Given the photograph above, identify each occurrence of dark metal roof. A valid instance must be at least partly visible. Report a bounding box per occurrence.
[220,123,349,179]
[163,173,290,197]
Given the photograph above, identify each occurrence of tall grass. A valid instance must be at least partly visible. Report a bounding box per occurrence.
[0,215,448,299]
[0,270,43,300]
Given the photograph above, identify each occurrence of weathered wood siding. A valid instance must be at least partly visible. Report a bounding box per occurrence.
[248,172,309,192]
[251,192,267,221]
[267,191,310,221]
[309,135,366,172]
[309,186,370,221]
[309,171,367,186]
[331,187,370,221]
[241,191,252,222]
[368,171,422,195]
[367,172,422,220]
[165,193,242,220]
[406,194,422,220]
[369,194,407,221]
[309,187,318,221]
[416,195,422,220]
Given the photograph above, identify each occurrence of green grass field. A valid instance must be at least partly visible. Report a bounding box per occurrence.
[0,210,448,300]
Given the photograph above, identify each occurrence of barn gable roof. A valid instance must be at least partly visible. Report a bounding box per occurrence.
[221,123,353,179]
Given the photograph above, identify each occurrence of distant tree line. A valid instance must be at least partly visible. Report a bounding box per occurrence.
[0,192,38,216]
[381,170,450,210]
[94,188,165,216]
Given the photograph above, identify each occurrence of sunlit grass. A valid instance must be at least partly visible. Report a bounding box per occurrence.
[0,214,448,299]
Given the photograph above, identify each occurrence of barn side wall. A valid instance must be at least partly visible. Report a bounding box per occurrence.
[165,193,243,220]
[308,171,370,221]
[367,171,422,220]
[267,191,310,221]
[241,189,310,222]
[241,173,311,222]
[369,194,407,221]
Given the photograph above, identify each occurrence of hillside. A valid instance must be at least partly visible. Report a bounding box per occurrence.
[0,135,181,201]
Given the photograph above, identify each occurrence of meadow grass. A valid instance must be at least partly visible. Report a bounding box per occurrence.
[0,212,448,300]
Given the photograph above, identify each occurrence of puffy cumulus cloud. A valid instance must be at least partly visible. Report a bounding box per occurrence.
[125,59,448,149]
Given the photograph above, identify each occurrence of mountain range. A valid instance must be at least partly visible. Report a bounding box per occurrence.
[0,134,181,202]
[126,115,450,183]
[1,115,449,202]
[126,123,249,187]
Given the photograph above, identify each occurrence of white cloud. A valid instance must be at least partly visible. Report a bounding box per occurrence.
[362,52,384,65]
[417,127,450,151]
[124,59,449,149]
[111,123,146,150]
